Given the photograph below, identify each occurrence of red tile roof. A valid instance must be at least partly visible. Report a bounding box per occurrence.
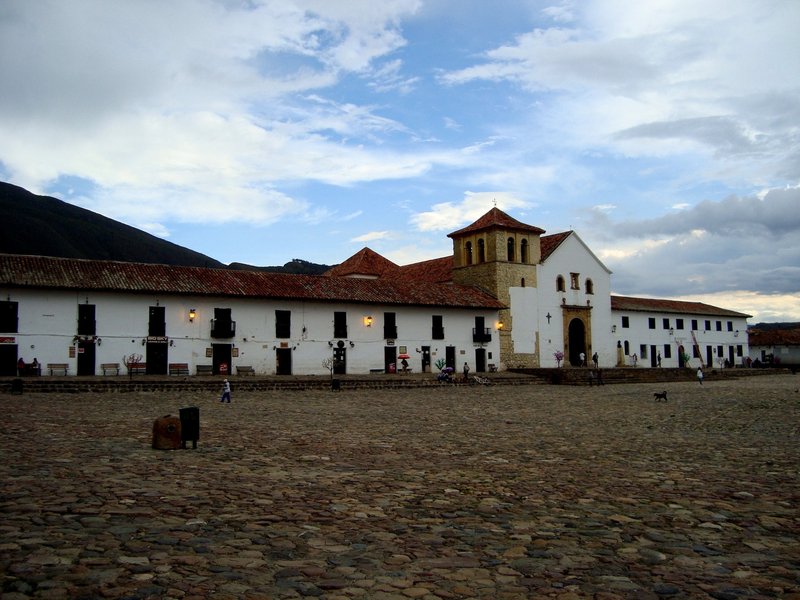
[540,231,571,260]
[324,247,400,278]
[396,256,454,284]
[611,295,751,318]
[0,254,505,309]
[748,328,800,346]
[448,207,546,238]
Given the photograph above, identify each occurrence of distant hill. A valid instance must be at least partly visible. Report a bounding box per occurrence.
[750,322,800,331]
[0,182,332,274]
[228,259,331,275]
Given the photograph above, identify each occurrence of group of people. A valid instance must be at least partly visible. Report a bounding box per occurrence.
[437,362,471,383]
[17,357,40,376]
[578,352,600,368]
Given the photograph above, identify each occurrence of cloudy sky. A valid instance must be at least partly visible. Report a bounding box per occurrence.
[1,0,798,322]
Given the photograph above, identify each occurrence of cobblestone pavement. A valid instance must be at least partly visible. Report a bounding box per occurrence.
[1,374,799,600]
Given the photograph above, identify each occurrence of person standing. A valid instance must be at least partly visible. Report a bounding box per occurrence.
[657,352,662,367]
[220,378,232,402]
[592,352,599,369]
[697,367,704,385]
[462,362,470,381]
[579,351,586,367]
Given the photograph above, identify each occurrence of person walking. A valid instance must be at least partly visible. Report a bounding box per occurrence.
[696,367,704,385]
[220,378,232,402]
[592,352,598,369]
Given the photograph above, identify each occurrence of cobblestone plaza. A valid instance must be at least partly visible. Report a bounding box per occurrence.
[2,374,799,599]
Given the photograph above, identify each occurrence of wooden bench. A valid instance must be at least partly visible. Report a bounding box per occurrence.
[47,363,69,376]
[127,363,146,375]
[196,365,213,376]
[236,365,255,376]
[369,368,384,374]
[169,363,190,376]
[101,363,120,375]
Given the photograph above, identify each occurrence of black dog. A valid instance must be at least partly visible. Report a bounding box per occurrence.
[653,390,668,402]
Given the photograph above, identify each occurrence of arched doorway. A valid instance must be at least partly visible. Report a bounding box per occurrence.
[568,318,586,366]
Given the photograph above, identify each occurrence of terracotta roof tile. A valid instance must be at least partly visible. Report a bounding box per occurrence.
[448,207,545,238]
[396,256,454,284]
[540,231,571,260]
[0,254,505,309]
[324,247,400,278]
[748,328,800,346]
[611,295,751,318]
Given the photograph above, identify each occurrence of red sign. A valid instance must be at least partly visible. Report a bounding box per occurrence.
[0,337,15,343]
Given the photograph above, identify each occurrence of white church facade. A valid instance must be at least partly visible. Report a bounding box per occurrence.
[0,208,750,377]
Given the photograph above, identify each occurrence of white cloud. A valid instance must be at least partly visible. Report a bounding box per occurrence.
[0,0,431,221]
[351,230,391,243]
[410,191,531,232]
[440,0,800,184]
[591,188,800,304]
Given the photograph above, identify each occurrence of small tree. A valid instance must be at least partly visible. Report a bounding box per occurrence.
[434,358,446,371]
[322,357,334,380]
[554,351,564,368]
[123,353,143,380]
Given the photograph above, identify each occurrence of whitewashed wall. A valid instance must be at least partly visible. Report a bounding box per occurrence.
[527,233,614,368]
[610,310,750,368]
[6,288,498,376]
[748,343,800,366]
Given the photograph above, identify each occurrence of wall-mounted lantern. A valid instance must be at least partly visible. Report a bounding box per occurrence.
[611,324,616,333]
[669,328,674,336]
[363,316,373,327]
[188,309,196,322]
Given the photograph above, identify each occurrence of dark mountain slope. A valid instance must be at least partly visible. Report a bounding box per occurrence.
[1,181,224,268]
[0,181,336,273]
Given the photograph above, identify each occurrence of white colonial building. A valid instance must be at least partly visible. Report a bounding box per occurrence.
[610,296,751,369]
[0,208,750,376]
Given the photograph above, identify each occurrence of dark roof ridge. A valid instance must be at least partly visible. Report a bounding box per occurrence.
[448,207,546,238]
[611,294,751,318]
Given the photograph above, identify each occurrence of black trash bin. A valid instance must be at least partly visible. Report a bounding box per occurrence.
[11,378,23,395]
[179,406,200,449]
[331,378,341,391]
